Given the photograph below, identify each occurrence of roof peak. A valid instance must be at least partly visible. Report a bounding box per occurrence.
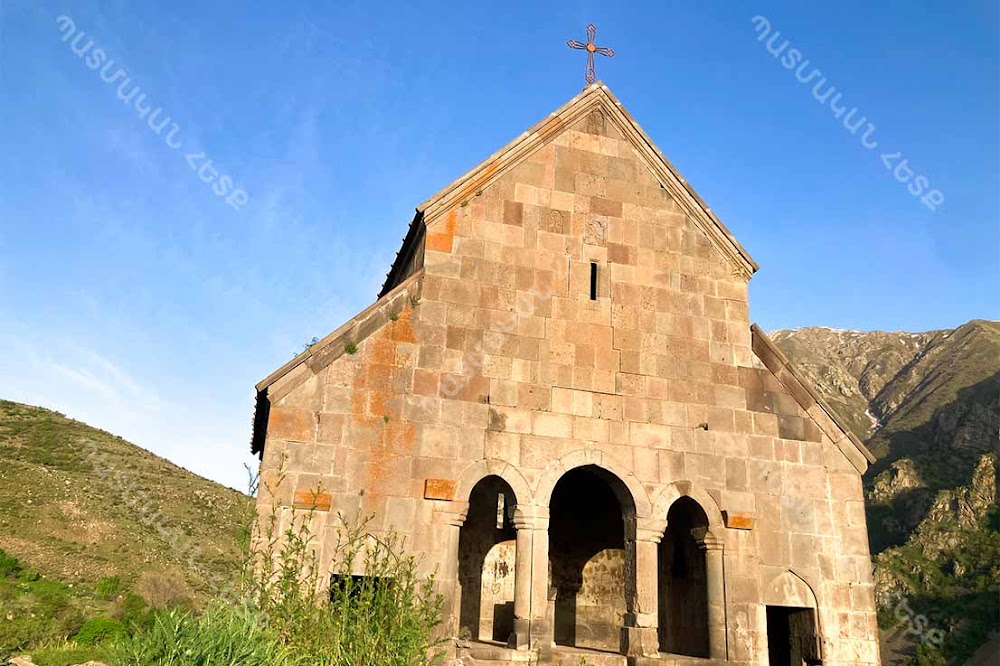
[380,83,757,297]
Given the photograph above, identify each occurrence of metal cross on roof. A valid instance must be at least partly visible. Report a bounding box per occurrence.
[567,24,614,84]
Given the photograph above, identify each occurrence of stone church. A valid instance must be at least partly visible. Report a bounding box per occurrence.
[250,83,882,665]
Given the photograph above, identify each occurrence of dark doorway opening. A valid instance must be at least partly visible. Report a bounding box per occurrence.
[549,465,636,652]
[658,497,710,657]
[458,476,517,642]
[766,606,820,666]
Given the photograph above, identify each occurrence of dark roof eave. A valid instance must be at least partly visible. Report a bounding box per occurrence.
[378,209,425,298]
[250,388,271,459]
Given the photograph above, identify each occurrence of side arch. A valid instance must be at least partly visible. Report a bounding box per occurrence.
[454,457,533,508]
[534,448,652,518]
[761,569,819,609]
[651,480,724,530]
[761,569,824,663]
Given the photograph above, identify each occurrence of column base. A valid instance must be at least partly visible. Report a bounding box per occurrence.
[621,625,659,658]
[508,618,530,650]
[507,618,552,656]
[533,619,553,658]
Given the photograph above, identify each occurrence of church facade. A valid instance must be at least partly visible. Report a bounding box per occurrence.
[250,84,882,665]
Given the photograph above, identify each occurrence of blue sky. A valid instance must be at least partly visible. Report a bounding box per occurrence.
[0,1,996,489]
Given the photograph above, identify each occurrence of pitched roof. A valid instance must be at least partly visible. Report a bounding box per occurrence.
[380,82,758,297]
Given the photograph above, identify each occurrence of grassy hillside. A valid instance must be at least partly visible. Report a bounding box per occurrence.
[774,320,1000,665]
[0,400,445,666]
[0,400,248,655]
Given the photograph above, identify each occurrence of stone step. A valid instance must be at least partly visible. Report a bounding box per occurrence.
[453,641,628,665]
[552,646,627,666]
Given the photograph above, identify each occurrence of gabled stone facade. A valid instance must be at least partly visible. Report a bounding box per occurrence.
[251,84,881,665]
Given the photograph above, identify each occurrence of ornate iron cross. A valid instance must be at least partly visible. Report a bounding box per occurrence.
[567,24,614,84]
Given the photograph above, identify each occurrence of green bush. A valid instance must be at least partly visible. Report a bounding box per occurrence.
[72,617,127,646]
[112,592,153,631]
[0,549,21,577]
[902,643,948,666]
[96,576,122,599]
[27,645,110,666]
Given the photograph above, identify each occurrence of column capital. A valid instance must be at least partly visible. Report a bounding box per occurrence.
[636,517,667,543]
[512,504,549,530]
[435,500,469,527]
[692,526,725,551]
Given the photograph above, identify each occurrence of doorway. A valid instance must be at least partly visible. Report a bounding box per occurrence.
[766,606,820,666]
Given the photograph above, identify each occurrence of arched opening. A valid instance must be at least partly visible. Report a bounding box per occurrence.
[458,475,517,643]
[763,571,822,666]
[549,465,636,653]
[659,496,710,657]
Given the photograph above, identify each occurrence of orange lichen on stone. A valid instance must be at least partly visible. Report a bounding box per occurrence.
[723,510,754,530]
[293,488,332,511]
[268,407,313,441]
[424,478,456,501]
[426,210,458,253]
[388,306,417,344]
[453,160,498,204]
[347,306,419,499]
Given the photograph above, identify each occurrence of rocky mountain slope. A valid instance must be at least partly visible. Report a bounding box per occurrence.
[772,320,999,665]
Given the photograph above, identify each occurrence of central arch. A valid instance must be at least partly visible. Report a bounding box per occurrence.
[547,464,638,653]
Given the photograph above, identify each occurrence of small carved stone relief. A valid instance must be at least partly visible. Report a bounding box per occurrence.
[586,109,606,136]
[544,209,569,234]
[584,217,608,246]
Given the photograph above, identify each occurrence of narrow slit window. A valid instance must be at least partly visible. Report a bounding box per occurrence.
[589,262,598,300]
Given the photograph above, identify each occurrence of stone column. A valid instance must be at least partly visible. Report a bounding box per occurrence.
[694,527,727,660]
[510,524,533,649]
[511,505,550,657]
[622,517,666,658]
[437,502,469,641]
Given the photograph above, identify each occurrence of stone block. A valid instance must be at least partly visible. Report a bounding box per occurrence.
[748,459,782,495]
[484,431,521,465]
[385,496,417,529]
[726,458,748,491]
[423,478,456,501]
[533,412,573,438]
[488,406,532,434]
[630,422,671,449]
[573,415,610,442]
[723,511,754,530]
[293,488,332,511]
[269,407,315,442]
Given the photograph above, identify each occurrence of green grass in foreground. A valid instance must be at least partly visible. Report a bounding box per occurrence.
[3,465,446,666]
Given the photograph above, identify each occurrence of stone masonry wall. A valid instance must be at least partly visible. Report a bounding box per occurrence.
[257,99,880,665]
